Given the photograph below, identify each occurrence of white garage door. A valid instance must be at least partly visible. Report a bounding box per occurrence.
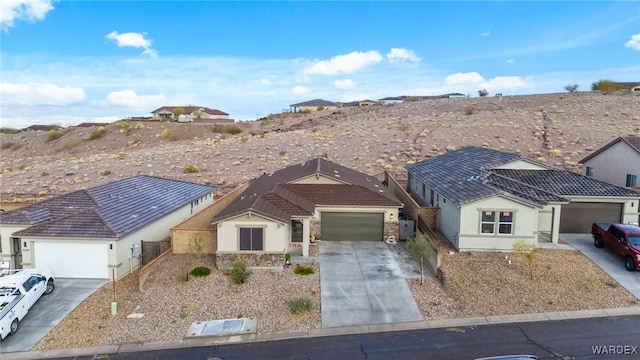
[34,242,109,279]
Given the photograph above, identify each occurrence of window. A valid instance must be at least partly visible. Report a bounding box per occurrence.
[480,210,514,235]
[239,228,264,251]
[22,276,40,292]
[291,220,303,243]
[626,174,638,187]
[429,189,434,206]
[586,167,594,178]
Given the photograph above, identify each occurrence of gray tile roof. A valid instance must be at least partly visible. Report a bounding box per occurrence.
[289,99,337,107]
[3,176,214,239]
[407,146,639,208]
[579,135,640,163]
[213,158,402,223]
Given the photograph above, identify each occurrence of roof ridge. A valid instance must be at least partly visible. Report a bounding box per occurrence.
[489,171,567,199]
[89,207,119,237]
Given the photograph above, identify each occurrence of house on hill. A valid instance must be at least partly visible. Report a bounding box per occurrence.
[579,135,640,188]
[151,106,229,121]
[0,176,214,279]
[289,99,338,113]
[406,146,639,251]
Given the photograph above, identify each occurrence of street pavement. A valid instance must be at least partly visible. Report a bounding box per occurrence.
[319,241,422,327]
[0,278,106,353]
[560,233,640,299]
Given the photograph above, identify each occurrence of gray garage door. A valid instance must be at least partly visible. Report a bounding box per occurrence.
[559,202,623,233]
[321,212,384,241]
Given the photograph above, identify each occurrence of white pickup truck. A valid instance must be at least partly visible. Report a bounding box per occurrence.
[0,269,55,340]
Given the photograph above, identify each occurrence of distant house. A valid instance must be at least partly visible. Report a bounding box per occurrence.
[579,136,640,188]
[406,147,639,251]
[289,99,338,113]
[212,158,402,267]
[445,93,466,99]
[151,106,229,121]
[615,82,640,92]
[0,176,214,279]
[378,96,405,105]
[338,100,379,108]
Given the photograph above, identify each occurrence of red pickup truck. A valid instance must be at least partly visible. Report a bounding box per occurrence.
[592,222,640,271]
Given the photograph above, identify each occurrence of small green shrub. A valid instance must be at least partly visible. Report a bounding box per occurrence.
[289,296,313,314]
[228,260,251,284]
[118,121,132,134]
[294,265,315,275]
[464,105,477,115]
[0,127,20,134]
[47,129,64,141]
[211,124,242,135]
[279,150,288,157]
[18,164,26,171]
[99,169,111,176]
[89,127,107,140]
[301,109,311,114]
[179,305,188,319]
[591,79,624,93]
[183,165,198,174]
[159,128,178,140]
[316,106,325,111]
[190,266,211,277]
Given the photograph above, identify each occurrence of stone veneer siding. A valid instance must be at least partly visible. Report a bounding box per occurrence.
[216,252,284,270]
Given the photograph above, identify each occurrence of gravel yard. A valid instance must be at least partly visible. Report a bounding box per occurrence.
[33,241,639,351]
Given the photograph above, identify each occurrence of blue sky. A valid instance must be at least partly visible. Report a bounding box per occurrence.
[1,1,639,128]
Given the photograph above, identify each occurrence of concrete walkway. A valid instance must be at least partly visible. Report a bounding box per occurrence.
[560,233,640,300]
[319,241,422,328]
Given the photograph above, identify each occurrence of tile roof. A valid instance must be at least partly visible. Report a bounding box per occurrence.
[579,136,640,163]
[407,146,639,208]
[150,106,228,116]
[2,176,213,239]
[213,158,402,223]
[492,169,640,197]
[289,99,337,107]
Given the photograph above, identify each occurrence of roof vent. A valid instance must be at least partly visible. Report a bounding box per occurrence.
[378,189,384,193]
[335,174,340,178]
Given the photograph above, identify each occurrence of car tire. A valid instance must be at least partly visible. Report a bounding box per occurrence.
[625,256,636,272]
[10,319,18,335]
[594,235,604,248]
[44,279,55,295]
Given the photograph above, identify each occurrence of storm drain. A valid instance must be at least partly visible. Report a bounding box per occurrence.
[185,317,257,338]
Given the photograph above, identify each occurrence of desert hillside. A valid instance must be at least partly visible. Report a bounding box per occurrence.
[1,92,639,202]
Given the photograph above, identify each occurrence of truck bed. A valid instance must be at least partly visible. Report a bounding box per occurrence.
[593,222,614,232]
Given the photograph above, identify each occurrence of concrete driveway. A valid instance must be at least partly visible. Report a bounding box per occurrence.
[560,234,640,300]
[0,278,106,353]
[319,241,422,328]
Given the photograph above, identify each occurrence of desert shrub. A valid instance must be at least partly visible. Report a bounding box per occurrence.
[0,127,20,134]
[279,149,287,157]
[18,164,26,171]
[1,142,15,150]
[228,260,251,284]
[591,79,624,93]
[99,169,111,176]
[464,105,477,115]
[226,125,242,134]
[190,266,211,277]
[294,265,315,275]
[89,127,106,140]
[478,89,489,97]
[564,84,579,93]
[159,128,178,140]
[316,106,325,111]
[183,165,198,174]
[211,124,242,135]
[47,129,64,141]
[301,108,312,114]
[118,121,132,133]
[289,296,313,314]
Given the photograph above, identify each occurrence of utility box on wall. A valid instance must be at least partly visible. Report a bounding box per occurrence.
[399,219,415,241]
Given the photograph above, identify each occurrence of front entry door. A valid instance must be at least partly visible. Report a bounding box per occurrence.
[11,237,22,269]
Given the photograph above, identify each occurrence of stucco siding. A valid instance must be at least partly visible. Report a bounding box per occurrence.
[217,213,288,253]
[438,199,461,249]
[458,196,539,250]
[581,141,640,187]
[0,225,27,265]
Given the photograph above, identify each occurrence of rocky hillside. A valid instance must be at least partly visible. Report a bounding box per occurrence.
[1,92,639,202]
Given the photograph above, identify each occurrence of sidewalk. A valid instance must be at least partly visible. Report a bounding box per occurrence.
[7,306,640,360]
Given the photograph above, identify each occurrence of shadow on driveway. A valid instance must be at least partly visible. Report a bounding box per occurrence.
[0,278,106,353]
[319,241,422,328]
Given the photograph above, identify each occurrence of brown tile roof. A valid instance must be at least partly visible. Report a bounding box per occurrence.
[579,135,640,163]
[150,106,228,116]
[212,158,402,223]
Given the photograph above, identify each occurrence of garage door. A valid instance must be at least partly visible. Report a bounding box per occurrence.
[34,242,109,279]
[321,212,384,241]
[559,202,623,233]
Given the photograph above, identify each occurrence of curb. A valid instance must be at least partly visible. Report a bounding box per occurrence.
[5,306,640,360]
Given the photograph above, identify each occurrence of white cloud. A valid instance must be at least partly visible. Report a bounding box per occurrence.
[481,30,491,37]
[506,59,515,64]
[444,72,485,85]
[303,51,383,76]
[386,48,421,63]
[483,76,533,90]
[0,82,85,105]
[103,90,167,108]
[1,0,55,30]
[625,33,640,50]
[106,31,158,58]
[260,77,272,86]
[333,79,358,90]
[292,85,310,94]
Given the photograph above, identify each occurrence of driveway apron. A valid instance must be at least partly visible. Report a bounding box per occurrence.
[319,241,422,328]
[560,234,640,300]
[0,278,107,353]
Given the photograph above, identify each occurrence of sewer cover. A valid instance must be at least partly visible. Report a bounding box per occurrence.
[185,317,257,338]
[202,319,245,335]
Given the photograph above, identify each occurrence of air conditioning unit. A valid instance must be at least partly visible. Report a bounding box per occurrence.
[399,220,415,241]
